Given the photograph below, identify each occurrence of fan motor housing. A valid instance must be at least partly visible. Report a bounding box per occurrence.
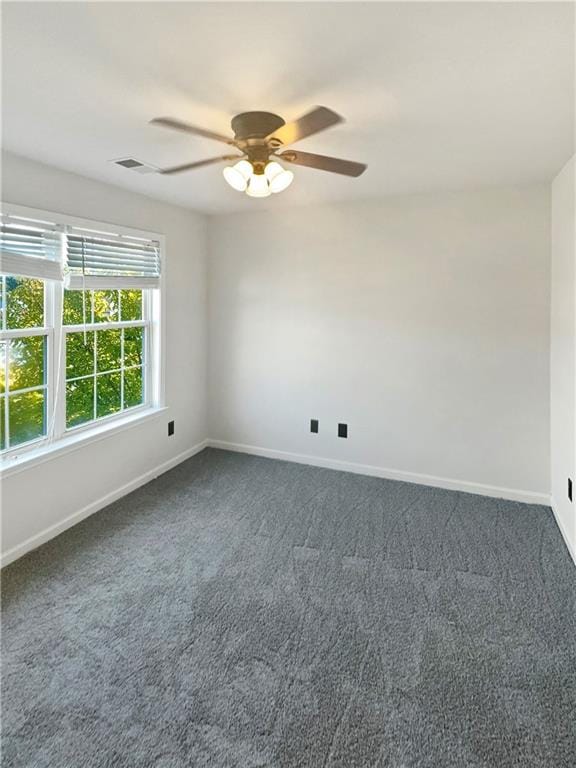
[231,111,285,141]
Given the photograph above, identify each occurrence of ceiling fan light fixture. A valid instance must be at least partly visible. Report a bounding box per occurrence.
[246,172,271,198]
[223,159,253,191]
[151,107,366,195]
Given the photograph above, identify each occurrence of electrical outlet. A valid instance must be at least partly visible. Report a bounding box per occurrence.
[569,478,573,502]
[310,419,319,434]
[338,423,348,438]
[168,420,175,437]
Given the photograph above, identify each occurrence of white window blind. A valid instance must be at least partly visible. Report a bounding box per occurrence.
[65,228,161,290]
[0,215,63,281]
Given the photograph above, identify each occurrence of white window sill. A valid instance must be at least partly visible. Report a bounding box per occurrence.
[0,406,168,479]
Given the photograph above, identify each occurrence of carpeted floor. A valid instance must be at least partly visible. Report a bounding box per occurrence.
[2,448,575,768]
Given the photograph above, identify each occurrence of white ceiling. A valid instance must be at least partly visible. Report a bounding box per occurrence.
[2,2,574,214]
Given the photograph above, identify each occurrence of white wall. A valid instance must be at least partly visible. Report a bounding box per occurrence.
[0,159,557,563]
[551,156,576,560]
[1,152,208,562]
[208,185,551,500]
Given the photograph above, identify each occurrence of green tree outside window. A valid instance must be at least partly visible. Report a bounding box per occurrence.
[1,279,146,451]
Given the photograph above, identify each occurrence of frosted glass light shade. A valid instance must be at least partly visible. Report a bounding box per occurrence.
[246,173,271,198]
[264,161,283,182]
[265,161,294,193]
[223,160,253,192]
[234,160,253,180]
[223,159,292,196]
[269,169,294,193]
[223,166,247,191]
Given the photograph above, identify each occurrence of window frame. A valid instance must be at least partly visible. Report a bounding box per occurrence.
[0,276,50,453]
[0,202,166,464]
[62,295,150,435]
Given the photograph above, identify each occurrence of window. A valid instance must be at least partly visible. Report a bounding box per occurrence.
[0,276,48,451]
[64,289,147,428]
[0,205,163,460]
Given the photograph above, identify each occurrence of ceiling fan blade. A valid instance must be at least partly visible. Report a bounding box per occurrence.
[279,150,367,177]
[266,107,343,146]
[159,155,243,175]
[150,117,236,146]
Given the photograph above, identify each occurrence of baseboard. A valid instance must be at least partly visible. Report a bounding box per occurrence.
[2,437,554,568]
[1,439,208,568]
[550,497,576,566]
[207,439,550,506]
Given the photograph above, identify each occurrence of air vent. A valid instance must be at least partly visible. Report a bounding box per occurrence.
[111,158,157,174]
[116,158,142,168]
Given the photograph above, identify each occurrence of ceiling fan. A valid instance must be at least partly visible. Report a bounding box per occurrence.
[149,107,367,198]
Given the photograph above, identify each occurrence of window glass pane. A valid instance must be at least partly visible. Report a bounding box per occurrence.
[93,290,119,323]
[63,289,92,326]
[9,336,46,391]
[66,378,94,428]
[97,329,121,373]
[0,396,5,451]
[120,290,142,321]
[0,279,5,331]
[66,332,95,380]
[6,276,44,329]
[124,327,144,368]
[124,366,144,409]
[9,390,45,447]
[0,341,6,394]
[96,372,121,418]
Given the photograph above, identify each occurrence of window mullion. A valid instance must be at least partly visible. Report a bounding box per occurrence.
[4,340,9,450]
[63,320,145,333]
[49,229,67,440]
[146,294,151,406]
[45,280,55,441]
[93,328,98,421]
[0,327,50,340]
[148,283,162,407]
[50,277,66,440]
[120,328,125,411]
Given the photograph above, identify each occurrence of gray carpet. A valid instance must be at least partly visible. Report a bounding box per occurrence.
[2,448,575,768]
